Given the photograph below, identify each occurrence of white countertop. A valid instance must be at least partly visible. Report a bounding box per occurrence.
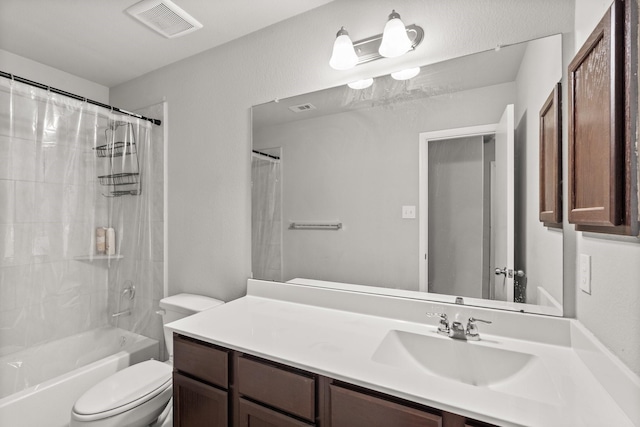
[166,282,637,427]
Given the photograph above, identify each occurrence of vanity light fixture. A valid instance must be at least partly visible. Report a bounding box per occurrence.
[347,78,374,90]
[329,11,423,71]
[390,67,421,80]
[329,27,359,70]
[379,10,413,58]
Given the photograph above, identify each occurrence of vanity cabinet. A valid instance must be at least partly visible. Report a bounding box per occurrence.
[173,334,498,427]
[568,0,638,235]
[173,334,230,426]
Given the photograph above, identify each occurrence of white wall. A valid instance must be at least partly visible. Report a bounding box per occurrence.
[514,35,564,306]
[0,49,108,103]
[572,0,640,376]
[110,0,575,303]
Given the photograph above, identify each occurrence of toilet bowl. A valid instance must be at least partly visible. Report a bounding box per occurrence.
[70,294,224,427]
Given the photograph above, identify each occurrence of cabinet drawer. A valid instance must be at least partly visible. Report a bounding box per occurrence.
[330,385,442,427]
[237,355,315,422]
[238,398,313,427]
[174,334,228,388]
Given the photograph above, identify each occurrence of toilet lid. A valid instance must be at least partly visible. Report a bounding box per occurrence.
[73,360,172,416]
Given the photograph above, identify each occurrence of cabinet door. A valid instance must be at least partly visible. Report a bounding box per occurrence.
[238,398,313,427]
[539,83,562,227]
[568,0,625,228]
[329,385,442,427]
[174,372,228,427]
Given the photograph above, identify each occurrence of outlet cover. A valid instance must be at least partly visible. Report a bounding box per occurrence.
[579,254,591,294]
[402,205,416,219]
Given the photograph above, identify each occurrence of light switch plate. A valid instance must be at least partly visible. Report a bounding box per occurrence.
[579,254,591,294]
[402,205,416,219]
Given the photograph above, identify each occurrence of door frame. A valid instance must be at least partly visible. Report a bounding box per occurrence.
[418,124,497,292]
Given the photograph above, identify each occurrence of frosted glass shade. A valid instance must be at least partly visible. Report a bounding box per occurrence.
[347,78,374,89]
[329,28,358,70]
[391,67,421,80]
[378,11,412,58]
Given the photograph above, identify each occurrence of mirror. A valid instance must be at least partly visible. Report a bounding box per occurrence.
[252,34,564,315]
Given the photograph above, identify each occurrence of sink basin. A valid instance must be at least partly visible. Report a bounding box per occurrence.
[372,330,558,403]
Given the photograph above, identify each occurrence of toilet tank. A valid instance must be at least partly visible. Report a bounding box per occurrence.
[159,293,224,359]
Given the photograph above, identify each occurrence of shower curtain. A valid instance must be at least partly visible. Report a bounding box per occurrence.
[251,152,282,281]
[0,76,164,383]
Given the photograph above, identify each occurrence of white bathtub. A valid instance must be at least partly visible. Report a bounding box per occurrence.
[0,326,159,427]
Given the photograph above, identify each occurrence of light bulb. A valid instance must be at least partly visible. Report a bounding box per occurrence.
[390,67,421,80]
[347,78,374,90]
[378,10,412,58]
[329,27,358,70]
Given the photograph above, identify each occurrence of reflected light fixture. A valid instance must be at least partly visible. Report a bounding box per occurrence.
[329,11,423,71]
[379,10,413,58]
[329,27,359,70]
[347,78,374,90]
[391,67,421,80]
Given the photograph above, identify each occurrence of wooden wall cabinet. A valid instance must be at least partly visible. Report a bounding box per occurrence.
[539,82,563,227]
[568,0,638,235]
[172,334,498,427]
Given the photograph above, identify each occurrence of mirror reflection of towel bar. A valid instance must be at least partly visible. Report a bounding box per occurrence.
[289,222,342,230]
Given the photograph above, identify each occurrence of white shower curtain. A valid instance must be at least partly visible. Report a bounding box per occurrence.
[251,152,282,281]
[0,77,164,383]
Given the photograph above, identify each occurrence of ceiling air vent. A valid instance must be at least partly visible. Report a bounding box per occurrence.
[288,103,317,113]
[126,0,203,38]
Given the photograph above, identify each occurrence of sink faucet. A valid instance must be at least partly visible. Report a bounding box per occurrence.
[427,313,492,341]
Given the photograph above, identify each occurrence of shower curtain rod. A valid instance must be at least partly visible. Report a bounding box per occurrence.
[0,70,161,126]
[252,149,280,160]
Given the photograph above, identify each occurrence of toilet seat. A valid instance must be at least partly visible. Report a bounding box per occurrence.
[72,360,172,422]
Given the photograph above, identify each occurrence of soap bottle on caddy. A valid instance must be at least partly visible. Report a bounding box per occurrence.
[96,227,116,255]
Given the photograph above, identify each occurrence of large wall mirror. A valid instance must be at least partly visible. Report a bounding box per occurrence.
[252,34,564,316]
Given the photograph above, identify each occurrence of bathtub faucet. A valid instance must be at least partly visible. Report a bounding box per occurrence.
[111,310,131,318]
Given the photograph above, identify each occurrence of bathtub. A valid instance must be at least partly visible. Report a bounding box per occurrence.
[0,326,159,427]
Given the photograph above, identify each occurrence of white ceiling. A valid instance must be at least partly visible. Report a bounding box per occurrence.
[0,0,335,88]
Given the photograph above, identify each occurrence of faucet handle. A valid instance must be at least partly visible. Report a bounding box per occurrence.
[468,317,492,324]
[466,317,492,340]
[426,312,449,335]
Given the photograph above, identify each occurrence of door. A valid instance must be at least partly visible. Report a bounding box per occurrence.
[418,124,497,294]
[492,104,515,302]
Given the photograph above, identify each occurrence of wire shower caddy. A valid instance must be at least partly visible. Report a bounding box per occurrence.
[95,120,142,197]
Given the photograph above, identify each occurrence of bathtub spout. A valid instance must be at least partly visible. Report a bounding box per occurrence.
[111,310,131,318]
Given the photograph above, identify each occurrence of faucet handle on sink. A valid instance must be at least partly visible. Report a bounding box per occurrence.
[466,317,492,341]
[426,312,450,336]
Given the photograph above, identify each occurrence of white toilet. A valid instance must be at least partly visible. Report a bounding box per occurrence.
[70,293,224,427]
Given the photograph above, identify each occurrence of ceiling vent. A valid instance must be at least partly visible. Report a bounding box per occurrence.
[126,0,203,38]
[288,103,317,113]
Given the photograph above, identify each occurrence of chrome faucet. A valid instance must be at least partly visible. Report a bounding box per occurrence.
[427,313,492,341]
[426,312,450,336]
[465,317,492,341]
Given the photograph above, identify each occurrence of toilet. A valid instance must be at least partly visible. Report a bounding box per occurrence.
[70,293,224,427]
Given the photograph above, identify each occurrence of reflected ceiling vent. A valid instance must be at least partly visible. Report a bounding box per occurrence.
[288,103,317,113]
[126,0,203,38]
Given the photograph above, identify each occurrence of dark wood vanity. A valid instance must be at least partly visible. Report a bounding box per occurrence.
[172,334,497,427]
